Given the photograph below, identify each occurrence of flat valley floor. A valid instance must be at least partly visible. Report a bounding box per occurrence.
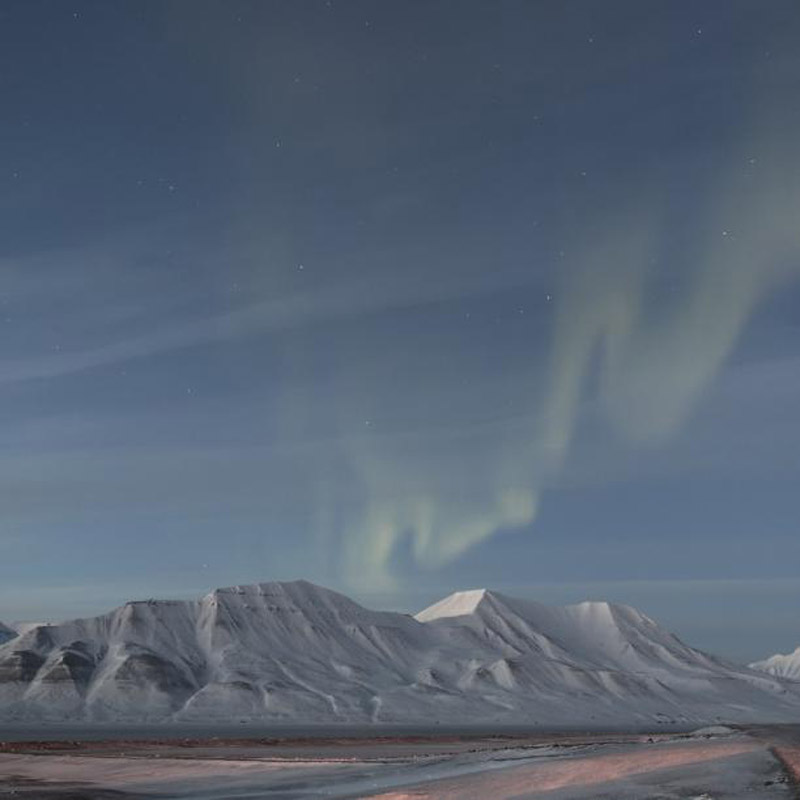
[1,725,798,799]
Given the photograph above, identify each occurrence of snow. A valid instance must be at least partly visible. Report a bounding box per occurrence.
[751,646,800,680]
[1,580,800,725]
[689,725,737,737]
[415,588,489,621]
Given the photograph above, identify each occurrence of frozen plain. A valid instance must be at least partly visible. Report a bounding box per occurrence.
[0,725,799,799]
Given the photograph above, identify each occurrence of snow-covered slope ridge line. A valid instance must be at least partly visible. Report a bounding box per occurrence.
[1,580,798,725]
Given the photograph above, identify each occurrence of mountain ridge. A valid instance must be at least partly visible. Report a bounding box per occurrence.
[1,580,798,726]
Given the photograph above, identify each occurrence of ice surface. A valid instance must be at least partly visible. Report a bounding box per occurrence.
[1,732,795,799]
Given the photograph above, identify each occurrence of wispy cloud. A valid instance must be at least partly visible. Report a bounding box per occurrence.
[3,243,539,387]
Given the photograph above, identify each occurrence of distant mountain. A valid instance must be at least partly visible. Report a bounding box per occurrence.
[0,623,15,646]
[1,581,799,725]
[751,646,800,680]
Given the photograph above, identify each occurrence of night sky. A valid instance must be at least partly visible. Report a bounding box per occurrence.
[2,1,800,663]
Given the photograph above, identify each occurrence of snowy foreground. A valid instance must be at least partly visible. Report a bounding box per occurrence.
[0,726,798,799]
[1,580,800,726]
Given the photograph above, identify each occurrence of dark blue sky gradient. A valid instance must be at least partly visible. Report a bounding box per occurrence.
[1,1,799,663]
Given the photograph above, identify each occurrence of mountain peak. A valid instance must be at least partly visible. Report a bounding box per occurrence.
[567,599,646,622]
[751,644,800,679]
[0,622,15,645]
[207,579,361,609]
[415,588,493,622]
[212,578,318,594]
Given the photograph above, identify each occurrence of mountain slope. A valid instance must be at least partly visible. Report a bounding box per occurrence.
[1,581,799,725]
[417,589,723,673]
[416,589,800,725]
[751,646,800,680]
[0,581,449,723]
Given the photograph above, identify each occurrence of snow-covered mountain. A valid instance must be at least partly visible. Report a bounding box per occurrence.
[751,645,800,680]
[1,581,799,725]
[0,622,15,646]
[415,589,800,725]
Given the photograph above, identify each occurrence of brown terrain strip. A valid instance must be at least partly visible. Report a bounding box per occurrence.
[772,747,800,792]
